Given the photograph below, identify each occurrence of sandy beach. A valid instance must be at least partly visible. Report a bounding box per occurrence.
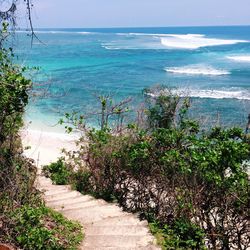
[21,128,79,168]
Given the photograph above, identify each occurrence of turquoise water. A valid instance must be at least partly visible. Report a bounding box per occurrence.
[16,26,250,129]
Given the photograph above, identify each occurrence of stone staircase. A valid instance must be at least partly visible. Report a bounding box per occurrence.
[38,175,160,250]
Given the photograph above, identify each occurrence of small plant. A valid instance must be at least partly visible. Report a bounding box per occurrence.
[149,219,206,250]
[143,86,188,129]
[9,205,83,250]
[42,158,71,185]
[71,169,92,194]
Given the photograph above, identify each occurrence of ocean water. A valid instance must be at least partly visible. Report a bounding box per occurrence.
[15,26,250,130]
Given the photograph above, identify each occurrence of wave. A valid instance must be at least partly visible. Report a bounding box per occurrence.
[117,32,205,37]
[101,42,142,50]
[107,33,248,50]
[148,88,250,100]
[101,45,122,50]
[101,43,123,50]
[227,55,250,62]
[77,32,93,35]
[160,34,247,49]
[165,66,230,76]
[181,89,250,100]
[116,32,167,37]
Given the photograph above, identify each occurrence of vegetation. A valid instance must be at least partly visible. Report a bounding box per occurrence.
[0,25,83,249]
[43,158,71,185]
[45,86,250,249]
[4,205,82,250]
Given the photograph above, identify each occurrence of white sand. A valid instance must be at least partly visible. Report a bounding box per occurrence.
[21,128,79,168]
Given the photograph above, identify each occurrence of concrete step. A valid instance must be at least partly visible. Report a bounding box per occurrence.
[55,200,114,211]
[55,199,107,211]
[44,183,69,189]
[59,203,123,215]
[90,214,148,227]
[85,225,150,236]
[47,195,94,208]
[37,181,53,189]
[61,207,124,224]
[45,190,82,202]
[44,186,71,195]
[83,235,155,248]
[55,203,107,214]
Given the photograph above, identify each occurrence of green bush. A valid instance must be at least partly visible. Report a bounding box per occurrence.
[71,169,93,195]
[43,158,71,185]
[149,219,206,250]
[143,86,184,129]
[8,205,83,250]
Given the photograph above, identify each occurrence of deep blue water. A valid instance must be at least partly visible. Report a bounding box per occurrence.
[15,26,250,129]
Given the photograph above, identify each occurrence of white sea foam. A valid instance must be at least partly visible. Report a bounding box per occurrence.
[227,55,250,62]
[117,32,168,36]
[180,89,250,100]
[102,45,122,50]
[165,66,230,76]
[101,43,122,50]
[148,88,250,100]
[160,34,247,49]
[117,32,205,38]
[167,34,205,39]
[101,42,140,50]
[77,32,93,35]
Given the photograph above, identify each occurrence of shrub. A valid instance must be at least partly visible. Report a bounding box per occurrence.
[143,85,191,130]
[71,169,92,195]
[149,219,206,250]
[0,25,33,208]
[4,205,83,250]
[43,158,71,185]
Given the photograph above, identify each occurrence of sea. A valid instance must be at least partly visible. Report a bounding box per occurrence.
[15,26,250,131]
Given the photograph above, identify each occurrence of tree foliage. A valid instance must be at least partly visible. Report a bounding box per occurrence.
[0,24,33,206]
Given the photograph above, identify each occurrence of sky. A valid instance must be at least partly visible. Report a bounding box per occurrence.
[18,0,250,28]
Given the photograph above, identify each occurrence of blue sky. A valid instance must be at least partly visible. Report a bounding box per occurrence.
[19,0,250,28]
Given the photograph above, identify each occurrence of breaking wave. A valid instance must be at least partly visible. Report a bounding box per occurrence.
[102,33,248,50]
[101,45,123,50]
[148,88,250,100]
[227,55,250,62]
[181,89,250,100]
[160,34,247,49]
[165,66,230,76]
[117,32,204,37]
